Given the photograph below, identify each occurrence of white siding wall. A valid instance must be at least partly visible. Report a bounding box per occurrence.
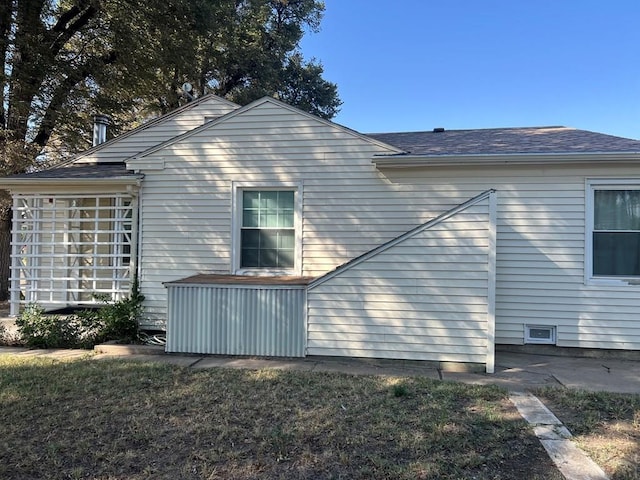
[382,167,640,351]
[77,96,239,164]
[136,100,640,351]
[136,102,401,324]
[307,196,494,364]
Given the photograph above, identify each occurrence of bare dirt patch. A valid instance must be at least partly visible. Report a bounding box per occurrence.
[0,300,9,316]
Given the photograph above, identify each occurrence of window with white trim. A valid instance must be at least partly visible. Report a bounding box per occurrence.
[587,180,640,282]
[525,325,556,345]
[240,190,296,269]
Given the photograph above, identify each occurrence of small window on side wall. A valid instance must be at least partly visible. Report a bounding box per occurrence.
[525,325,556,345]
[587,181,640,283]
[240,190,296,270]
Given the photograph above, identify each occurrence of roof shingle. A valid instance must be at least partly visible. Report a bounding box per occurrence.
[8,162,141,180]
[367,127,640,156]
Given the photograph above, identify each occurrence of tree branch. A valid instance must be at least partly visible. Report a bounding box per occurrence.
[0,0,15,128]
[48,1,100,58]
[50,0,90,33]
[33,50,117,148]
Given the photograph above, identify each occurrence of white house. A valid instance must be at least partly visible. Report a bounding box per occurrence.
[6,94,640,372]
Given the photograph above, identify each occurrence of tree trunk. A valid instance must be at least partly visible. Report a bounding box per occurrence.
[0,203,11,302]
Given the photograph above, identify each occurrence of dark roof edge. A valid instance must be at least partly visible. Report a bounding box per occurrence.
[3,176,143,189]
[373,151,640,168]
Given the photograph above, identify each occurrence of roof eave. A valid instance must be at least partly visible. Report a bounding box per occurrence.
[372,151,640,168]
[3,176,143,190]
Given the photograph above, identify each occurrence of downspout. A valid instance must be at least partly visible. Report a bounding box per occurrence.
[485,190,498,374]
[127,181,142,295]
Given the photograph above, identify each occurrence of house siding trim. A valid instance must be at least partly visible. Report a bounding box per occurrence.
[486,190,497,373]
[230,181,304,276]
[584,177,640,287]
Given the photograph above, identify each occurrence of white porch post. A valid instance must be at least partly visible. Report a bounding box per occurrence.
[128,188,140,293]
[485,190,498,374]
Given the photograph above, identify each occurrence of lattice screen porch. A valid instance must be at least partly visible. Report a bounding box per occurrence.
[10,193,137,316]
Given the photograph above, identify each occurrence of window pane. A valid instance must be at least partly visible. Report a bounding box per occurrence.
[243,191,260,209]
[262,191,278,209]
[278,231,295,249]
[241,248,259,268]
[279,208,294,228]
[243,210,260,228]
[595,190,640,230]
[278,191,294,208]
[593,232,640,276]
[240,229,295,268]
[261,249,278,267]
[241,229,260,248]
[240,190,295,269]
[263,212,279,228]
[278,249,295,268]
[243,190,295,228]
[260,230,278,248]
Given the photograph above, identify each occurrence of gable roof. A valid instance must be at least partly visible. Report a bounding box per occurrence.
[130,96,405,160]
[10,99,640,187]
[69,94,240,164]
[369,126,640,156]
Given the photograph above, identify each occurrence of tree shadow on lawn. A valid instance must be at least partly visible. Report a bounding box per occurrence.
[0,356,564,479]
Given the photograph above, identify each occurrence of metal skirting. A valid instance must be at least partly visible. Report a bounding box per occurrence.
[166,283,306,357]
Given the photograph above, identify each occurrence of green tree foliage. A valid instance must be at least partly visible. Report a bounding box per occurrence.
[0,0,340,300]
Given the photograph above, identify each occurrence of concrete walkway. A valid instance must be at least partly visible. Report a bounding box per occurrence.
[2,345,639,394]
[510,392,609,480]
[450,351,640,394]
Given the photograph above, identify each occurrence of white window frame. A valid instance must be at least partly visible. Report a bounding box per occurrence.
[585,178,640,286]
[524,325,556,345]
[231,181,303,275]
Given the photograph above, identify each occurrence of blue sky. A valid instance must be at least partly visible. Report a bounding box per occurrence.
[300,1,640,139]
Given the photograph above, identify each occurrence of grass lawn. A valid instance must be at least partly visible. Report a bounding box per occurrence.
[536,387,640,480]
[0,355,563,480]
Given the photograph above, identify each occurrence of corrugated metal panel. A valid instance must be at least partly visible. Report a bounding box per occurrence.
[166,284,306,357]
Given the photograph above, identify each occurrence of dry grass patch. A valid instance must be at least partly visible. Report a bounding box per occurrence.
[0,355,563,479]
[536,386,640,480]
